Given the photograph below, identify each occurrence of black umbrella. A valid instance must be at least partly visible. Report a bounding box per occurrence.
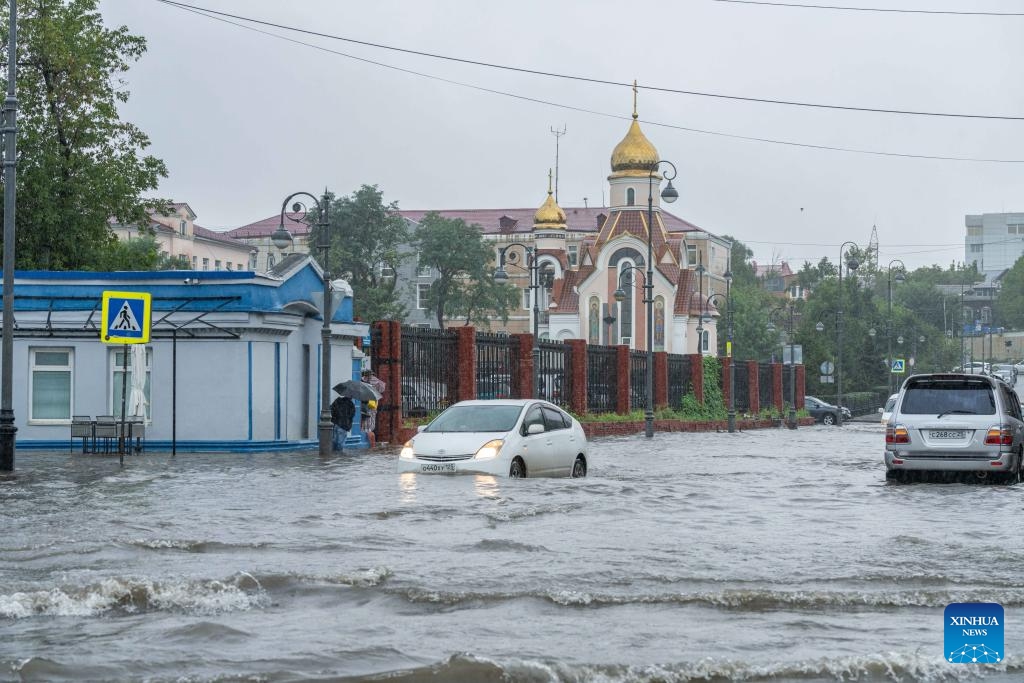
[332,380,381,402]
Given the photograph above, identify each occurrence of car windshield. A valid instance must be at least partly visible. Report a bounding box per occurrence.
[900,379,996,415]
[884,397,897,412]
[425,404,523,433]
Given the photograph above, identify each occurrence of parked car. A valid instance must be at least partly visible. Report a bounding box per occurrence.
[804,396,849,425]
[954,362,990,375]
[398,399,588,478]
[884,373,1024,482]
[991,364,1017,387]
[879,393,899,426]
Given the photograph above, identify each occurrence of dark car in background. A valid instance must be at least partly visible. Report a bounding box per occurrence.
[804,396,851,426]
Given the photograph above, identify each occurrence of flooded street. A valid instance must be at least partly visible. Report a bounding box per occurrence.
[3,423,1023,682]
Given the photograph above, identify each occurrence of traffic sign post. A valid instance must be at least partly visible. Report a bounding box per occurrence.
[891,359,906,374]
[100,292,152,464]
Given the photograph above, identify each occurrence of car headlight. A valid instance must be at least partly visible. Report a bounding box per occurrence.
[474,439,504,460]
[400,440,415,460]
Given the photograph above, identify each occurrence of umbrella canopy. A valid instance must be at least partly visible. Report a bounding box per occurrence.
[128,344,148,418]
[332,379,381,403]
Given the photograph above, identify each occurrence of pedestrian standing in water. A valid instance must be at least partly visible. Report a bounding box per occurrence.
[362,369,386,448]
[330,395,355,453]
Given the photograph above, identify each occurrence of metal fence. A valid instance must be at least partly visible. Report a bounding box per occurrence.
[629,350,647,411]
[758,364,774,413]
[475,332,521,400]
[667,354,692,408]
[587,345,617,414]
[537,339,572,408]
[732,362,750,413]
[781,365,797,408]
[400,326,458,417]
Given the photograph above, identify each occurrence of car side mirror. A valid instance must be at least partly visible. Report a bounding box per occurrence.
[527,422,545,435]
[417,425,427,432]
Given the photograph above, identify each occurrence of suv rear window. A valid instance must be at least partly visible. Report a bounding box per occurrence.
[900,378,996,415]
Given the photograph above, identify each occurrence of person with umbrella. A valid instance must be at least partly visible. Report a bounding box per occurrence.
[332,378,382,449]
[361,369,386,447]
[329,391,355,453]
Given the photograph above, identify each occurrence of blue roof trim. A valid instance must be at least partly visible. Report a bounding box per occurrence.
[3,269,256,281]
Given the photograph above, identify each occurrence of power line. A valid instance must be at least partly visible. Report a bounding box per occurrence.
[154,0,1024,122]
[713,0,1024,16]
[151,1,1024,163]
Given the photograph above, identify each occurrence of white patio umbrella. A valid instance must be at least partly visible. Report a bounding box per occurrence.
[128,343,148,418]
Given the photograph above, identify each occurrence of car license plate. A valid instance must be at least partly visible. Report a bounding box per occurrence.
[930,430,965,439]
[421,463,457,473]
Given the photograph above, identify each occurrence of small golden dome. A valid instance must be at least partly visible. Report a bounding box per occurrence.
[610,118,659,175]
[533,170,566,228]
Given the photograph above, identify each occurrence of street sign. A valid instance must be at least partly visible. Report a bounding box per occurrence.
[820,375,835,384]
[891,358,906,374]
[820,360,835,375]
[101,291,152,344]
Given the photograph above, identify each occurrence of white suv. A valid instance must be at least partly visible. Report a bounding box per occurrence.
[884,373,1024,482]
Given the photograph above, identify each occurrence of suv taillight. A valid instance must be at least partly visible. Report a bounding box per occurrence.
[984,425,1013,446]
[886,424,911,444]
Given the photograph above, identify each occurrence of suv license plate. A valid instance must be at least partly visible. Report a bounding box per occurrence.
[930,430,965,439]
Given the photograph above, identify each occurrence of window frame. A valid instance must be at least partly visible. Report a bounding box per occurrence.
[417,283,431,310]
[29,347,74,424]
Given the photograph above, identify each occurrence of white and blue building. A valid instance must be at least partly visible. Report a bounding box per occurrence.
[3,255,369,451]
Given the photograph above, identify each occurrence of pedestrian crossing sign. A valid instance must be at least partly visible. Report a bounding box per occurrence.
[101,291,151,344]
[891,358,906,374]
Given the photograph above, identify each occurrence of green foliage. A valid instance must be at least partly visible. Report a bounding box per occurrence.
[998,256,1024,331]
[307,185,410,323]
[413,213,516,329]
[3,0,168,269]
[676,357,727,421]
[92,234,161,271]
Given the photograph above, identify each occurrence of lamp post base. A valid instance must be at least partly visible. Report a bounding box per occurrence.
[0,411,15,472]
[787,408,797,430]
[318,417,333,456]
[727,409,736,434]
[644,411,654,438]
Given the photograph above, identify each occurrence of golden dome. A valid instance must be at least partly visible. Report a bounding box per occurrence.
[533,171,566,228]
[610,118,659,175]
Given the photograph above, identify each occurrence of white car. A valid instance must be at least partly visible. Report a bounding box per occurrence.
[879,393,899,426]
[398,399,588,478]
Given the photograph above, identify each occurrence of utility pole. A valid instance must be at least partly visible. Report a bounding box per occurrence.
[550,125,566,203]
[1,0,19,473]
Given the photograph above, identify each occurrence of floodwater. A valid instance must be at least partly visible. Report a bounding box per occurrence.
[2,423,1023,682]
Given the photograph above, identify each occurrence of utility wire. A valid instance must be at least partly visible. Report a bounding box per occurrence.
[713,0,1024,16]
[154,0,1024,122]
[152,1,1024,163]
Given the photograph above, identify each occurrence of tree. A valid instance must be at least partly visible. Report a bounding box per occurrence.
[2,0,168,269]
[307,185,410,323]
[998,255,1024,331]
[412,213,513,329]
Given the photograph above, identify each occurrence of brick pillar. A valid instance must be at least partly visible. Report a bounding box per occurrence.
[689,354,704,404]
[513,333,534,399]
[654,351,668,409]
[795,364,806,409]
[371,321,402,446]
[721,356,732,408]
[747,360,760,414]
[616,344,630,415]
[455,326,477,403]
[772,362,784,413]
[567,339,588,414]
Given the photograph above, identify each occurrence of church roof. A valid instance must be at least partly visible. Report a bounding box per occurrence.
[399,207,703,235]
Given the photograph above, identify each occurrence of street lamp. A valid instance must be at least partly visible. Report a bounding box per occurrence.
[639,159,679,438]
[0,0,19,472]
[277,190,332,455]
[493,243,540,398]
[886,259,906,395]
[768,303,798,430]
[837,241,860,426]
[707,286,735,432]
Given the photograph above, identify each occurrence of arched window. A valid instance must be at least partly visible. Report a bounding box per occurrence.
[626,188,635,206]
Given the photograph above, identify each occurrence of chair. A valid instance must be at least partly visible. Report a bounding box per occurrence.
[93,416,118,454]
[70,416,94,454]
[127,419,146,454]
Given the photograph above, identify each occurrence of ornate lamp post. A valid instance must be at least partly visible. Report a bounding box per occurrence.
[837,241,861,427]
[0,0,18,472]
[707,288,735,432]
[768,303,798,429]
[275,191,332,455]
[886,259,906,395]
[493,243,540,398]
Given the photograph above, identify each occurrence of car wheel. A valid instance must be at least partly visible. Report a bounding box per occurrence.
[509,458,526,479]
[821,412,836,426]
[571,456,587,478]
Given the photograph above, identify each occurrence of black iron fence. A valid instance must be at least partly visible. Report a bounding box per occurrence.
[733,362,750,413]
[476,332,521,400]
[587,345,617,414]
[400,326,458,417]
[537,339,572,408]
[629,350,648,411]
[667,354,692,408]
[759,364,774,413]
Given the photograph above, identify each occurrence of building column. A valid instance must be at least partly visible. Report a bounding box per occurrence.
[566,339,588,415]
[455,326,477,403]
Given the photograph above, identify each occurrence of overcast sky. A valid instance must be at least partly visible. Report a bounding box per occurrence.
[97,0,1023,271]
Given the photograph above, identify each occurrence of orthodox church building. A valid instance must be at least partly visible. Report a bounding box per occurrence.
[401,99,731,355]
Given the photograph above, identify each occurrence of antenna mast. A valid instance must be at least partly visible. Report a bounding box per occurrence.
[550,124,567,202]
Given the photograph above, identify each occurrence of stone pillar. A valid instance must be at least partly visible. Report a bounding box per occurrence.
[772,362,784,413]
[747,360,760,414]
[370,321,402,446]
[795,364,806,409]
[455,326,477,403]
[689,354,704,404]
[512,333,534,399]
[616,344,630,415]
[654,351,668,409]
[566,339,588,415]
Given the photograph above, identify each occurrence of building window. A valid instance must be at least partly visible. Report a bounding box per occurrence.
[967,226,982,236]
[626,188,635,206]
[522,288,531,310]
[249,252,258,270]
[1009,224,1024,235]
[700,329,710,353]
[417,283,431,310]
[686,244,697,266]
[970,244,984,253]
[192,256,197,269]
[202,258,210,270]
[30,348,73,422]
[111,347,152,421]
[567,245,578,267]
[225,262,232,271]
[416,257,431,277]
[179,220,187,235]
[267,254,275,269]
[215,260,222,270]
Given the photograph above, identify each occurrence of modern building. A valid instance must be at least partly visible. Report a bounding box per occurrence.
[4,255,368,451]
[965,212,1024,274]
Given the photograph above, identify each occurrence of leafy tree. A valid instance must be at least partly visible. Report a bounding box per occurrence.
[306,184,410,322]
[721,234,756,287]
[998,255,1024,330]
[413,213,513,329]
[92,233,160,271]
[2,0,168,269]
